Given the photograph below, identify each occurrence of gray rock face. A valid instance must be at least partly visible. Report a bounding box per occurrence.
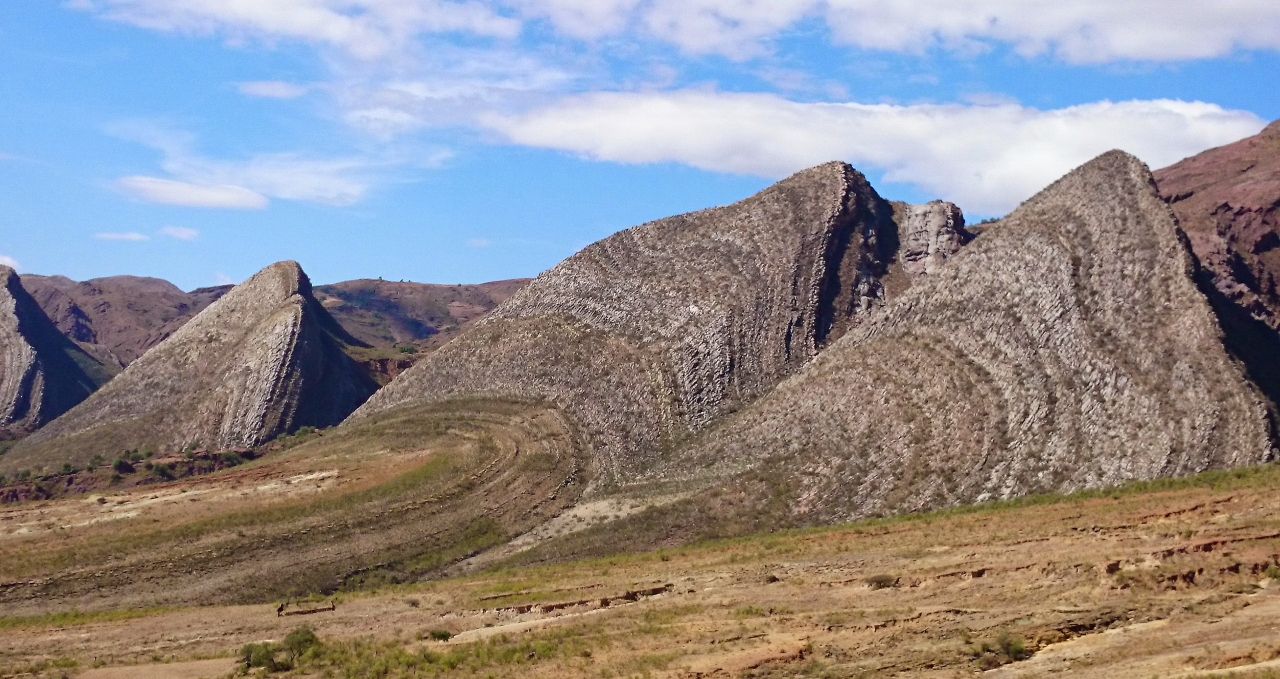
[352,162,966,488]
[672,151,1273,520]
[895,200,972,276]
[0,267,112,435]
[3,262,379,473]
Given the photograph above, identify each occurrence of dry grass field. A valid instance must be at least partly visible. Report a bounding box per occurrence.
[6,461,1280,677]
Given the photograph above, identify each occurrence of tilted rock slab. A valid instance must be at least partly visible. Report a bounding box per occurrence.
[352,162,969,487]
[4,261,379,473]
[674,151,1274,520]
[0,266,112,436]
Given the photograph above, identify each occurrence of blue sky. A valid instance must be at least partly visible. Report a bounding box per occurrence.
[2,1,1278,290]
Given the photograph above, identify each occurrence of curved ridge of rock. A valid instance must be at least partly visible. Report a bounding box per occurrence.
[3,261,379,473]
[0,267,112,436]
[352,162,969,488]
[673,151,1273,520]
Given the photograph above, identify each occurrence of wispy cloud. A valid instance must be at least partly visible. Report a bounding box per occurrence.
[213,272,236,285]
[94,231,151,241]
[108,121,391,208]
[117,176,269,209]
[159,225,200,240]
[487,93,1265,214]
[466,238,494,248]
[237,80,310,99]
[0,255,20,270]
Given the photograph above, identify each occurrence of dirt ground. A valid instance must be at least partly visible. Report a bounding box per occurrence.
[6,466,1280,677]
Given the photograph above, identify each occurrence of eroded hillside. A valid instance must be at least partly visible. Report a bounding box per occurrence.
[0,267,113,438]
[2,262,378,474]
[664,151,1273,522]
[353,162,970,488]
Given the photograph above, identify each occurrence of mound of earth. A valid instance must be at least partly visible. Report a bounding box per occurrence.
[670,151,1273,521]
[352,162,971,488]
[1155,120,1280,331]
[0,267,114,436]
[2,262,379,474]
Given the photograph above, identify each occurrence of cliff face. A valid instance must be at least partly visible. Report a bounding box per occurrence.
[0,267,113,436]
[672,151,1273,520]
[1155,121,1280,331]
[3,262,379,473]
[352,162,969,487]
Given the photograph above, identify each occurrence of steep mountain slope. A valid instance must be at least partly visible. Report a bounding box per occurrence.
[2,262,379,473]
[0,267,113,437]
[21,274,528,375]
[353,162,971,487]
[1155,120,1280,330]
[21,274,227,367]
[669,151,1273,521]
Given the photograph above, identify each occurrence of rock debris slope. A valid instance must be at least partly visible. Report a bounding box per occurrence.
[353,162,970,487]
[675,151,1273,520]
[0,267,113,436]
[1155,120,1280,331]
[3,262,379,473]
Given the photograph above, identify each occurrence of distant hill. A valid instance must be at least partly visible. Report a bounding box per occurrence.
[2,262,379,473]
[0,267,114,437]
[669,151,1273,521]
[1155,120,1280,332]
[351,162,972,488]
[21,274,529,382]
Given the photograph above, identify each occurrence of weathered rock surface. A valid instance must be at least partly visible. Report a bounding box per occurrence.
[352,162,968,487]
[3,262,379,473]
[671,151,1273,520]
[0,267,113,436]
[1155,120,1280,331]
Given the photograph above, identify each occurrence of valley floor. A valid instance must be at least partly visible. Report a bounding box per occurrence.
[7,465,1280,677]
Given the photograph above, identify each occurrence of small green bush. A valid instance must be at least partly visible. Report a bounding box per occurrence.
[428,629,453,641]
[283,625,320,662]
[113,459,135,474]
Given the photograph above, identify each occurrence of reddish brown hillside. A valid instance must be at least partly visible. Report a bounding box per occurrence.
[1155,121,1280,329]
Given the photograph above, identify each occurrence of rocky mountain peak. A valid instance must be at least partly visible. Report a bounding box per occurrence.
[1,266,112,436]
[2,261,379,474]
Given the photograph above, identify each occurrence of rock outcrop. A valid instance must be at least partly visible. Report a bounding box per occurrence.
[672,151,1273,520]
[1155,121,1280,331]
[0,267,113,436]
[352,162,969,487]
[2,262,379,473]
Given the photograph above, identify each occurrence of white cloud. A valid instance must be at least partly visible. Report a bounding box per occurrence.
[640,0,817,59]
[466,238,494,248]
[822,0,1280,64]
[117,176,270,209]
[213,272,236,285]
[486,92,1265,214]
[237,80,310,99]
[507,0,641,39]
[72,0,521,60]
[159,225,200,240]
[95,231,151,241]
[108,122,382,207]
[0,255,19,270]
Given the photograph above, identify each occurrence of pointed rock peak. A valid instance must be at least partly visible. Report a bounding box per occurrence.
[233,260,311,302]
[0,265,19,290]
[4,257,378,473]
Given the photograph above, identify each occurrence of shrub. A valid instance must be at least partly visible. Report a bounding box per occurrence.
[865,574,898,590]
[428,629,453,641]
[283,626,320,662]
[113,459,135,475]
[241,642,285,671]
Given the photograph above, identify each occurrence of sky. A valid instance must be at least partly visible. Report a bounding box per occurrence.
[1,1,1278,290]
